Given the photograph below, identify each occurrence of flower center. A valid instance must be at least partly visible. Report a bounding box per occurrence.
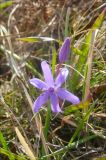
[48,87,54,93]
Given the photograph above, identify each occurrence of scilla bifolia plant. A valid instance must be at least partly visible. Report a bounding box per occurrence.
[29,37,80,113]
[29,61,80,113]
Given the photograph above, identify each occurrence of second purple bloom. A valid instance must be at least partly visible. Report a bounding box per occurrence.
[59,37,70,63]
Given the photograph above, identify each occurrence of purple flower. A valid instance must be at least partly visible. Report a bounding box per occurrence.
[29,61,80,113]
[59,37,70,63]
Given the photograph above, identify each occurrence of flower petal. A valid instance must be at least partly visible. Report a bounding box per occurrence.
[41,61,54,86]
[57,88,80,104]
[55,68,69,87]
[59,37,70,63]
[50,93,62,113]
[29,78,48,90]
[33,91,49,112]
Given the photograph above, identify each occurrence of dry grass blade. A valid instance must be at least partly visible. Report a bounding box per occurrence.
[15,127,36,160]
[84,30,97,111]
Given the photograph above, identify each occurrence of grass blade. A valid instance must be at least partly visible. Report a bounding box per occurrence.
[15,127,36,160]
[0,1,12,10]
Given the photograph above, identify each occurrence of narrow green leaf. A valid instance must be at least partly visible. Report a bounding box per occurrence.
[44,103,51,139]
[18,37,56,43]
[0,147,26,160]
[92,9,106,29]
[0,1,12,10]
[64,100,90,115]
[0,131,8,150]
[0,132,15,160]
[52,45,57,75]
[72,47,82,55]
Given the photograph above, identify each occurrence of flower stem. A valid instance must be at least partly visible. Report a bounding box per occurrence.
[44,102,51,139]
[41,104,51,159]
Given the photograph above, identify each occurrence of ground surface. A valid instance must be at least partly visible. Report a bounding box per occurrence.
[0,0,106,160]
